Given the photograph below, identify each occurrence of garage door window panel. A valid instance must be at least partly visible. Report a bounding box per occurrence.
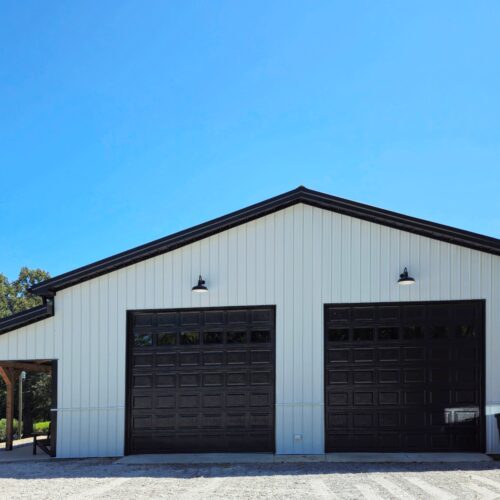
[378,327,399,341]
[158,333,177,346]
[227,331,247,344]
[329,329,349,342]
[403,326,423,340]
[203,331,223,344]
[251,330,272,343]
[353,328,374,342]
[134,333,153,347]
[180,331,200,345]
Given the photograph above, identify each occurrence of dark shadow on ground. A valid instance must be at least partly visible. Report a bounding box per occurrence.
[0,459,500,480]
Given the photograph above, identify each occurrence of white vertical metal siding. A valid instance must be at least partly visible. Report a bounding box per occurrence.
[0,203,499,457]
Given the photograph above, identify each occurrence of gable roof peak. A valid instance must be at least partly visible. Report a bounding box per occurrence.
[29,186,500,298]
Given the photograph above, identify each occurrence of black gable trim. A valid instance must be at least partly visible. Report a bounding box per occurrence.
[0,301,54,335]
[30,186,500,297]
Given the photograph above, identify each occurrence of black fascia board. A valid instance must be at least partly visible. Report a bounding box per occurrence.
[0,301,54,335]
[30,186,500,298]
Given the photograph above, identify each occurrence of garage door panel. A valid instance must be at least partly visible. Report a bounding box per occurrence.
[328,391,349,406]
[402,411,425,427]
[379,306,401,321]
[378,369,399,383]
[133,416,152,430]
[352,370,374,384]
[455,367,478,383]
[204,351,225,365]
[454,432,479,450]
[154,414,176,430]
[226,392,247,407]
[457,345,478,361]
[378,347,399,362]
[132,395,153,409]
[251,350,273,364]
[133,353,154,367]
[157,395,175,408]
[405,390,425,406]
[156,352,177,367]
[325,300,484,452]
[250,392,272,407]
[454,390,478,405]
[329,370,348,384]
[202,372,224,387]
[378,391,399,405]
[224,310,243,324]
[157,374,177,387]
[227,351,247,364]
[379,412,400,427]
[127,306,275,454]
[134,313,154,327]
[404,347,425,361]
[353,392,374,405]
[178,394,201,408]
[133,374,153,388]
[328,348,350,362]
[201,413,224,428]
[403,368,425,383]
[179,352,201,366]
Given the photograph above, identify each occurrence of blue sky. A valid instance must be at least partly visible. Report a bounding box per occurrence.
[1,1,499,280]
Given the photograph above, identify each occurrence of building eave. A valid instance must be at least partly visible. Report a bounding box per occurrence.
[0,301,54,335]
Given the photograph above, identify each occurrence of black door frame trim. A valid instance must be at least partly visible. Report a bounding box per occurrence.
[124,305,277,455]
[323,299,486,453]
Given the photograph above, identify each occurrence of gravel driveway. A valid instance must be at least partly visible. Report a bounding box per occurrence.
[2,459,500,499]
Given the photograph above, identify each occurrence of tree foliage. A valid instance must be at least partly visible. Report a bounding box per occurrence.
[0,267,50,318]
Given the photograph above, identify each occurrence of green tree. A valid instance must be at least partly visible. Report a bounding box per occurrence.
[0,274,11,319]
[0,267,50,319]
[0,267,51,437]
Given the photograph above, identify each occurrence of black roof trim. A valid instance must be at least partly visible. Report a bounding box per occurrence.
[30,186,500,297]
[0,301,54,335]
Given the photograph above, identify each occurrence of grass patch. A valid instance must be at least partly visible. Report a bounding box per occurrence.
[33,421,50,434]
[0,419,18,442]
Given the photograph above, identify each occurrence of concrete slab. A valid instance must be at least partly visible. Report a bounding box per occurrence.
[0,436,35,449]
[0,443,51,463]
[323,452,493,463]
[115,452,492,465]
[115,453,274,465]
[117,453,275,465]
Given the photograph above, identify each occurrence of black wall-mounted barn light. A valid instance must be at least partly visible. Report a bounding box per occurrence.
[398,267,415,285]
[192,275,208,293]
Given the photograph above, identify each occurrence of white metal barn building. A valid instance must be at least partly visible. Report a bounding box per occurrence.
[1,186,500,458]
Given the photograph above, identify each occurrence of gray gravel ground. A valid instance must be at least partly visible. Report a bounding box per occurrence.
[1,459,500,499]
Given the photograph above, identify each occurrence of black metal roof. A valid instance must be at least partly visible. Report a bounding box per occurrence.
[0,301,54,335]
[30,186,500,298]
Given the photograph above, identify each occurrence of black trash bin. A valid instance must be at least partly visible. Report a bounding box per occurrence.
[496,413,500,435]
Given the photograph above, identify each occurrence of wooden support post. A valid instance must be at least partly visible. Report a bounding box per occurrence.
[0,367,17,451]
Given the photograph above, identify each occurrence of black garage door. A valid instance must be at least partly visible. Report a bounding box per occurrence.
[126,306,275,454]
[324,300,484,452]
